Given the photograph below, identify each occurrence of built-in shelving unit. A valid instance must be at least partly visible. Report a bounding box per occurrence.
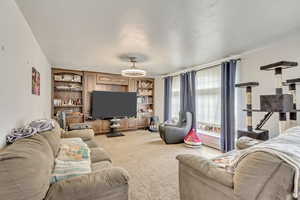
[136,79,154,119]
[51,68,84,124]
[51,69,155,134]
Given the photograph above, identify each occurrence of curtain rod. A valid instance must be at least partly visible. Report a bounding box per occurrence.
[161,55,241,78]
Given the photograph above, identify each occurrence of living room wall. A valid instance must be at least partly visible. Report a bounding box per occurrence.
[0,0,51,147]
[237,33,300,137]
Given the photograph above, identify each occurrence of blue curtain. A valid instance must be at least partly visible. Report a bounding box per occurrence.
[164,76,173,121]
[180,71,196,128]
[221,60,237,152]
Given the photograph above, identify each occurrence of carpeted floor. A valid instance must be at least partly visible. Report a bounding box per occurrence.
[94,130,221,200]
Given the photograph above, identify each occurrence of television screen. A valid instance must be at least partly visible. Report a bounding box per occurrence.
[92,91,137,119]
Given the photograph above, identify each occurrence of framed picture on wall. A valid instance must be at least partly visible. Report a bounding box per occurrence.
[32,67,40,95]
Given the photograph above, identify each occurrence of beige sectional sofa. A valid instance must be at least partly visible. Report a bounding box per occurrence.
[0,122,129,200]
[177,150,295,200]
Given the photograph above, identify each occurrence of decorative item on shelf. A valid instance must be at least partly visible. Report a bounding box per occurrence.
[54,74,82,83]
[55,84,82,91]
[184,128,202,148]
[121,57,146,77]
[137,96,153,104]
[63,74,73,82]
[138,80,153,88]
[54,75,63,81]
[73,75,81,82]
[138,89,153,96]
[55,85,69,90]
[53,99,62,106]
[53,98,82,107]
[138,107,153,113]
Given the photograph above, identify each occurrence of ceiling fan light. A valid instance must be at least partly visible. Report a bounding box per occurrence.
[121,68,146,77]
[121,56,147,77]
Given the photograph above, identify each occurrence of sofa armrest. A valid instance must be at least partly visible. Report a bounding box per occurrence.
[176,154,233,187]
[62,129,94,141]
[236,136,262,150]
[45,167,129,200]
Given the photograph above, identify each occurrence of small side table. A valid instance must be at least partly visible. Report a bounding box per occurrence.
[106,118,124,137]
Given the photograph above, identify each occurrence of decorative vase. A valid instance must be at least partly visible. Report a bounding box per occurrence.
[184,128,202,148]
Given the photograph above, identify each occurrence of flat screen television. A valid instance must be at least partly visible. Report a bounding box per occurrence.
[92,91,137,119]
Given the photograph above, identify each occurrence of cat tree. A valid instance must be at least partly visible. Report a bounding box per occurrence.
[236,61,299,140]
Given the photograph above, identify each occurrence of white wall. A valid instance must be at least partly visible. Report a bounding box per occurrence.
[237,34,300,137]
[0,0,51,147]
[154,77,164,122]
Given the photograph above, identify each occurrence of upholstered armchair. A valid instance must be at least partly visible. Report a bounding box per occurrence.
[159,112,192,144]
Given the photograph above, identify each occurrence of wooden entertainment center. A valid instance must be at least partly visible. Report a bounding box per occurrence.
[51,68,155,134]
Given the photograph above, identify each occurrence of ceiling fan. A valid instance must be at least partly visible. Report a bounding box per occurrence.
[121,56,147,77]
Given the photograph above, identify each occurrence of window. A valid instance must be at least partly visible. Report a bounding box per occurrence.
[171,76,181,121]
[196,66,221,136]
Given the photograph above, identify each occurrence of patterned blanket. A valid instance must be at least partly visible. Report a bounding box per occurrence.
[51,138,91,183]
[6,119,55,144]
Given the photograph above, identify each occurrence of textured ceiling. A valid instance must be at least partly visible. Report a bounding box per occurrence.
[15,0,300,76]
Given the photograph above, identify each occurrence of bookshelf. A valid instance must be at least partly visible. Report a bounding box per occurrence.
[51,68,84,124]
[136,79,154,119]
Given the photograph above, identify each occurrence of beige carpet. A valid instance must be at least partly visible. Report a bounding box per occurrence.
[94,130,221,200]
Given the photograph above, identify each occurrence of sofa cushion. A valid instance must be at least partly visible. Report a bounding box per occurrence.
[0,134,54,200]
[91,147,111,163]
[40,121,61,157]
[45,168,129,200]
[62,129,94,141]
[92,161,112,172]
[84,139,99,148]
